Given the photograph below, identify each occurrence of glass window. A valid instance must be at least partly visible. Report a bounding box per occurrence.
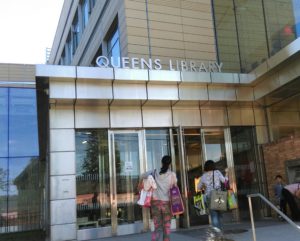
[65,34,72,65]
[90,0,96,9]
[264,0,298,56]
[8,157,41,231]
[107,27,120,67]
[76,130,110,229]
[203,129,227,172]
[59,51,65,65]
[231,127,261,220]
[213,0,300,72]
[145,129,171,171]
[8,88,39,157]
[0,88,8,157]
[72,13,80,55]
[0,88,42,233]
[0,158,8,230]
[293,0,300,37]
[91,46,102,66]
[113,133,142,224]
[82,0,90,29]
[235,0,269,72]
[213,1,241,72]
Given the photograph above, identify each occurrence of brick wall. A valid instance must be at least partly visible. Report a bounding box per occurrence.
[263,136,300,202]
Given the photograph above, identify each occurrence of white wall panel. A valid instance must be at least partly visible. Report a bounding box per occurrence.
[228,108,255,126]
[254,108,266,125]
[114,68,148,81]
[50,129,75,152]
[256,125,269,144]
[173,108,201,126]
[142,107,172,127]
[208,86,236,101]
[181,71,211,83]
[50,152,76,176]
[110,106,142,128]
[236,87,254,101]
[76,79,113,99]
[147,83,178,100]
[50,199,76,225]
[51,223,77,241]
[76,66,114,80]
[75,105,109,128]
[50,105,74,129]
[50,175,76,200]
[179,84,208,100]
[113,83,147,99]
[49,79,76,99]
[201,108,227,126]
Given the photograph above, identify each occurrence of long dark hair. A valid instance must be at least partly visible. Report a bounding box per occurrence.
[159,155,171,174]
[204,160,215,172]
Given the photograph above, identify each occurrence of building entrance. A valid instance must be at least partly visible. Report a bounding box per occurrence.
[174,128,238,228]
[108,130,144,235]
[76,130,145,239]
[75,127,262,239]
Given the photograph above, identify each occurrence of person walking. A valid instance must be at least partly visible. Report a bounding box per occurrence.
[140,155,177,241]
[197,160,228,233]
[281,183,300,221]
[273,175,286,219]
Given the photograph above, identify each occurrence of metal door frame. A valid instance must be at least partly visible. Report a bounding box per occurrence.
[108,129,146,236]
[176,127,239,228]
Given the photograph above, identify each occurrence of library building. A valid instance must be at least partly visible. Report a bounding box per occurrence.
[1,0,300,241]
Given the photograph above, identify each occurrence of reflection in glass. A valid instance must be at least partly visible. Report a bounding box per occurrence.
[114,133,142,224]
[213,0,299,72]
[294,0,300,37]
[265,0,298,56]
[0,87,42,233]
[213,1,240,72]
[107,28,120,67]
[183,129,207,226]
[8,157,41,232]
[235,0,269,72]
[231,127,260,220]
[203,129,227,173]
[76,130,110,229]
[0,88,8,157]
[9,88,39,157]
[145,129,171,171]
[0,158,8,231]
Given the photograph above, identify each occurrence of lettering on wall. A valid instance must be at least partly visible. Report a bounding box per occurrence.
[96,56,223,72]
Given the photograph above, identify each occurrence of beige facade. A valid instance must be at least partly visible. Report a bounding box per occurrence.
[49,0,217,68]
[39,0,300,240]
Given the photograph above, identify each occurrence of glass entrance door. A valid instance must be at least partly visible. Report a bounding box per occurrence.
[109,130,144,235]
[174,128,238,228]
[182,129,208,226]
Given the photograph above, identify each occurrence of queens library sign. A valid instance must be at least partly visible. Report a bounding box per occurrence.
[96,56,223,73]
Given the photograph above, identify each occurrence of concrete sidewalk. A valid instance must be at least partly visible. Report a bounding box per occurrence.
[95,221,300,241]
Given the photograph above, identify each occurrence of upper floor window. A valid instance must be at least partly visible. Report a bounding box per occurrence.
[59,50,66,65]
[65,33,73,65]
[72,13,80,55]
[81,0,94,29]
[107,27,120,67]
[91,45,102,66]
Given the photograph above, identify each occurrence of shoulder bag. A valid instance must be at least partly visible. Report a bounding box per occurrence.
[209,171,228,211]
[169,173,184,215]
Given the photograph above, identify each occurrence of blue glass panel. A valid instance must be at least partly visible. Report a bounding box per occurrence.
[0,88,8,157]
[293,0,300,37]
[0,158,8,229]
[8,157,41,229]
[9,88,39,157]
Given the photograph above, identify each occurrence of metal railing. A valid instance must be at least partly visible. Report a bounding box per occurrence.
[247,193,300,241]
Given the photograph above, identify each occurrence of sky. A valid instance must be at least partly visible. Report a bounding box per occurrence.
[0,0,64,64]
